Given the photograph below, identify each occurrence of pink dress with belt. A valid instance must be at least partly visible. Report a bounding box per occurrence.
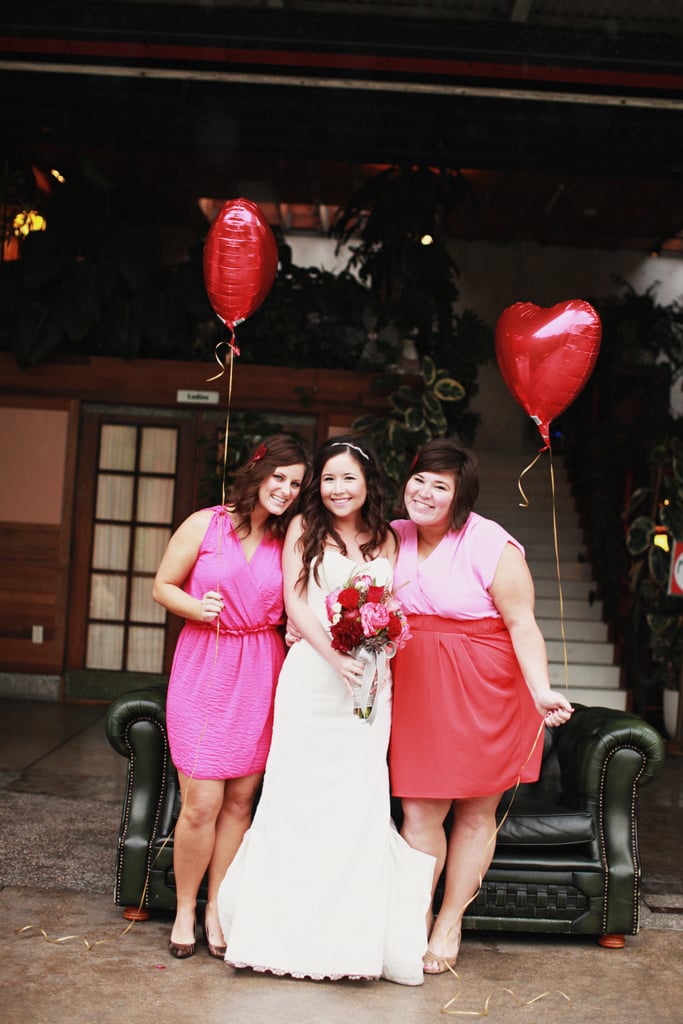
[389,513,543,799]
[165,507,286,779]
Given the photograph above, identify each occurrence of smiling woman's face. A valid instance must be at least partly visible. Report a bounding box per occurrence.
[319,451,367,521]
[403,470,456,530]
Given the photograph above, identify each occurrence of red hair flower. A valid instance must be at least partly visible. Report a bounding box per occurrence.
[252,443,267,463]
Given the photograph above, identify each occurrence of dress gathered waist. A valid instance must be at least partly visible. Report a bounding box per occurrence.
[406,614,504,635]
[186,619,284,636]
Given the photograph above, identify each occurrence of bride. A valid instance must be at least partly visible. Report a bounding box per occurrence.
[217,435,434,984]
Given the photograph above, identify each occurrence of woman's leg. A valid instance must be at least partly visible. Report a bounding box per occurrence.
[400,797,453,930]
[426,792,503,968]
[203,771,262,947]
[170,773,226,946]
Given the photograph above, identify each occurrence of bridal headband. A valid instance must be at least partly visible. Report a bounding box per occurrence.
[329,441,370,461]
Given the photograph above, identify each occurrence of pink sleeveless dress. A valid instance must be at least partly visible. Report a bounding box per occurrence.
[389,514,543,799]
[166,507,286,779]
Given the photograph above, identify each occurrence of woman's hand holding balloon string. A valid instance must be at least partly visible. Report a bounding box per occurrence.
[198,590,224,623]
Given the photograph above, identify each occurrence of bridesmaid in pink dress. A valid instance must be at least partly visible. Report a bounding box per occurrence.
[152,434,310,960]
[389,438,573,974]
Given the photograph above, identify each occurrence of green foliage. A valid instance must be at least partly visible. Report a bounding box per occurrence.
[0,161,213,367]
[624,434,683,690]
[332,165,492,443]
[590,279,683,378]
[351,355,465,509]
[230,260,373,370]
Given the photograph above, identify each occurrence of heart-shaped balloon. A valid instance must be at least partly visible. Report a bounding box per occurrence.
[203,198,279,334]
[495,299,602,447]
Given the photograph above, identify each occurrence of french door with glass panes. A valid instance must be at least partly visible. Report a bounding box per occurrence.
[66,407,197,699]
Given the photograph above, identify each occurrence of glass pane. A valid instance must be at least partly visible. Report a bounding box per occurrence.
[133,526,171,573]
[137,476,174,524]
[130,575,165,623]
[127,626,164,672]
[92,524,131,570]
[89,573,127,620]
[95,474,134,521]
[140,427,177,473]
[100,424,137,471]
[86,623,124,669]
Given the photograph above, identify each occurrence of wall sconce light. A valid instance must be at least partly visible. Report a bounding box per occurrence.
[13,210,47,237]
[654,529,670,553]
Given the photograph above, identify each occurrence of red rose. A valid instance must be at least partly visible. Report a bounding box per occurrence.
[366,585,385,604]
[387,615,403,640]
[338,587,361,610]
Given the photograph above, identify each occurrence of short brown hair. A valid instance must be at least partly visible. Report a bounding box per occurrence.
[396,438,479,532]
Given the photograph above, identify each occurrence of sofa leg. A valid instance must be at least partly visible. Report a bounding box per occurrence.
[122,906,151,922]
[598,934,625,949]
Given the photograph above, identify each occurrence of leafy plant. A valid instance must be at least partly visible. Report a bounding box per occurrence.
[0,160,213,367]
[625,434,683,691]
[352,355,465,508]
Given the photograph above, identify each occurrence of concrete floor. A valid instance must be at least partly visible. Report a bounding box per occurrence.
[1,700,682,1024]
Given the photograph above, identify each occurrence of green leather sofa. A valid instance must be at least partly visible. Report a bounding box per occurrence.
[106,688,665,946]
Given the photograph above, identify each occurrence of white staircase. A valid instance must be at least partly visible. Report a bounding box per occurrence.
[475,451,627,711]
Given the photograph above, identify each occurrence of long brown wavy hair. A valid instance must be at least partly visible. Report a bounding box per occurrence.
[227,433,312,539]
[394,437,479,532]
[297,434,394,586]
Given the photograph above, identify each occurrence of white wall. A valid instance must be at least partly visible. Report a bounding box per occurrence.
[287,235,683,451]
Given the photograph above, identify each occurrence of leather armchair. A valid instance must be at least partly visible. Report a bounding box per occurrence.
[105,689,665,945]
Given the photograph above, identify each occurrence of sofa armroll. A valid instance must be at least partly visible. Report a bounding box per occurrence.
[554,704,666,935]
[105,688,172,910]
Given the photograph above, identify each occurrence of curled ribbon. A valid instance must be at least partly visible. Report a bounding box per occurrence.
[442,985,571,1016]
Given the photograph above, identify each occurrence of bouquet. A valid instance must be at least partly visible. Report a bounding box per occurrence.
[325,573,412,722]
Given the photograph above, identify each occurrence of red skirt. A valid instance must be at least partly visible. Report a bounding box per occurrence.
[389,615,543,799]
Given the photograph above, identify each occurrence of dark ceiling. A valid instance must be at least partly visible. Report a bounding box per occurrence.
[1,0,683,254]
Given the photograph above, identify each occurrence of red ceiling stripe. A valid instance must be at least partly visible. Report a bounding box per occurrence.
[1,35,683,92]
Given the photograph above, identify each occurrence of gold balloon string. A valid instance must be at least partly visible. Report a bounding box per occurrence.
[439,717,549,1009]
[442,984,572,1017]
[515,448,546,508]
[15,916,139,951]
[548,448,570,690]
[517,446,569,689]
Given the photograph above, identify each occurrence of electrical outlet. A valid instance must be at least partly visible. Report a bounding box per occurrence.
[31,625,44,644]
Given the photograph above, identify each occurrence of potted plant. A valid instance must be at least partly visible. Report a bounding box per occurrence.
[625,433,683,741]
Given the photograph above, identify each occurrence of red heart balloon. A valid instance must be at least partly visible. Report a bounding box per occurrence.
[203,198,278,332]
[495,299,601,447]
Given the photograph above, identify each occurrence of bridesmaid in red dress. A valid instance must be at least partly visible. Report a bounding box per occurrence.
[153,435,309,960]
[389,438,573,974]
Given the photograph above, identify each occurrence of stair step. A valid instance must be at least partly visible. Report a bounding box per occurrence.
[535,597,603,620]
[539,618,609,641]
[523,543,589,560]
[529,560,594,581]
[549,662,621,688]
[563,688,628,711]
[545,639,616,664]
[534,578,596,599]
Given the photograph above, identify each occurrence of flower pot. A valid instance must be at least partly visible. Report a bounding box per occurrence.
[662,687,680,740]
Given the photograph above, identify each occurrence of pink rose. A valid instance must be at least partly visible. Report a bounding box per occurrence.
[360,602,390,637]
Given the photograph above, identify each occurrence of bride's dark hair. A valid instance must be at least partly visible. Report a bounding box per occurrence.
[298,435,393,587]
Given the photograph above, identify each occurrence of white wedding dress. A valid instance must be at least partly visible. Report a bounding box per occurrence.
[216,551,434,985]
